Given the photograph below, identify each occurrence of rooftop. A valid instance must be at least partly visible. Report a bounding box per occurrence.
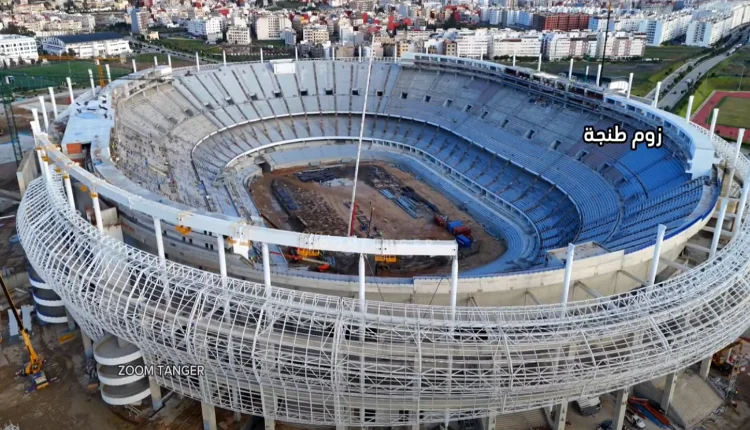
[55,32,125,44]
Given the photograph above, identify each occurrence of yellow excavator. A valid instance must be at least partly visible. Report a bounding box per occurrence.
[0,273,50,391]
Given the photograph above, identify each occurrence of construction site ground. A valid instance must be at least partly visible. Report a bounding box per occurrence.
[248,162,506,276]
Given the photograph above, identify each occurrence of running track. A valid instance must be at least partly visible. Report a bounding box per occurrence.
[692,91,750,143]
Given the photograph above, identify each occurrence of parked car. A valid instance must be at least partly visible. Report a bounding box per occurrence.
[626,411,646,429]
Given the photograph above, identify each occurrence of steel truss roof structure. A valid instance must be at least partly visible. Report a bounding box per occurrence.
[16,129,750,426]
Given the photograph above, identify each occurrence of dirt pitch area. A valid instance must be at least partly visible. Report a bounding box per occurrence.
[248,162,507,276]
[692,91,750,143]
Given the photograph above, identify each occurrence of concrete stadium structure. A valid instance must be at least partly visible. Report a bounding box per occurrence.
[15,53,750,430]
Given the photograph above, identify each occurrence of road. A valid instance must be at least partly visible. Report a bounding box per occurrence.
[127,37,222,65]
[647,26,750,109]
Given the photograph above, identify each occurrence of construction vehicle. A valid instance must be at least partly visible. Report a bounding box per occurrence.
[270,249,332,272]
[712,339,743,373]
[0,273,52,392]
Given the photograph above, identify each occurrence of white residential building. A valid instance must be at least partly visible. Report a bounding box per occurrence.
[281,28,297,46]
[130,9,149,34]
[596,31,647,58]
[255,14,293,40]
[488,29,542,58]
[686,14,732,47]
[637,12,692,45]
[226,26,251,45]
[543,31,571,60]
[302,24,330,44]
[488,8,503,25]
[186,17,221,37]
[445,29,488,59]
[42,32,131,58]
[0,34,38,65]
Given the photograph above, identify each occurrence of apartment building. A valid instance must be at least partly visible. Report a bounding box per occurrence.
[255,13,293,40]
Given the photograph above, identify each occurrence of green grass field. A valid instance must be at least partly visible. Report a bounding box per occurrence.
[153,37,223,55]
[0,61,131,91]
[672,49,750,118]
[506,46,706,97]
[715,96,750,128]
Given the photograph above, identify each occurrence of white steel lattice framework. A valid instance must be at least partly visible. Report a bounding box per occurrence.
[15,126,750,427]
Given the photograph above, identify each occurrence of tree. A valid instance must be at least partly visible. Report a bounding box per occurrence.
[0,23,35,37]
[67,48,77,57]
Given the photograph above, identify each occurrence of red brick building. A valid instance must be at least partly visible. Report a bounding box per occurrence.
[532,13,591,31]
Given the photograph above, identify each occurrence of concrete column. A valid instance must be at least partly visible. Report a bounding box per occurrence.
[132,59,137,73]
[512,51,516,67]
[561,243,575,304]
[553,402,568,430]
[222,50,227,66]
[647,224,667,286]
[485,413,497,430]
[153,217,165,264]
[149,377,163,410]
[613,388,628,430]
[358,254,366,310]
[66,77,74,104]
[264,417,275,430]
[88,69,95,95]
[699,356,712,380]
[686,95,694,121]
[201,402,217,430]
[167,54,172,68]
[63,173,75,211]
[537,53,542,71]
[196,52,200,70]
[260,48,264,63]
[709,108,719,135]
[626,73,633,99]
[38,96,48,130]
[660,372,677,413]
[568,58,573,80]
[449,253,459,321]
[596,63,602,86]
[653,81,661,107]
[91,191,104,233]
[262,242,271,294]
[734,179,750,236]
[154,56,158,68]
[710,197,729,258]
[105,64,112,83]
[31,108,39,129]
[81,332,93,358]
[585,65,589,82]
[48,87,58,119]
[298,46,301,62]
[217,235,227,288]
[116,336,129,348]
[65,307,76,331]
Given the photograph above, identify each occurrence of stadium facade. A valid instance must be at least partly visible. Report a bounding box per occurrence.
[16,54,750,429]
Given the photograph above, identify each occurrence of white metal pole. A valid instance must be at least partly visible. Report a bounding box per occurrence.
[449,253,459,322]
[686,95,694,121]
[725,128,745,193]
[709,108,719,135]
[346,50,374,236]
[88,69,95,96]
[260,48,264,63]
[734,179,750,236]
[222,50,226,66]
[358,45,361,62]
[647,224,667,286]
[710,198,729,258]
[262,242,271,294]
[626,73,633,99]
[91,191,104,233]
[36,146,48,182]
[132,59,137,73]
[63,173,75,211]
[66,77,74,104]
[512,51,516,67]
[217,235,227,287]
[568,58,573,80]
[38,96,48,130]
[652,81,661,108]
[596,63,602,87]
[585,65,589,81]
[561,243,575,303]
[154,55,158,68]
[195,52,200,70]
[167,54,172,68]
[358,254,366,311]
[48,87,58,119]
[104,64,112,83]
[537,53,542,72]
[296,46,300,62]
